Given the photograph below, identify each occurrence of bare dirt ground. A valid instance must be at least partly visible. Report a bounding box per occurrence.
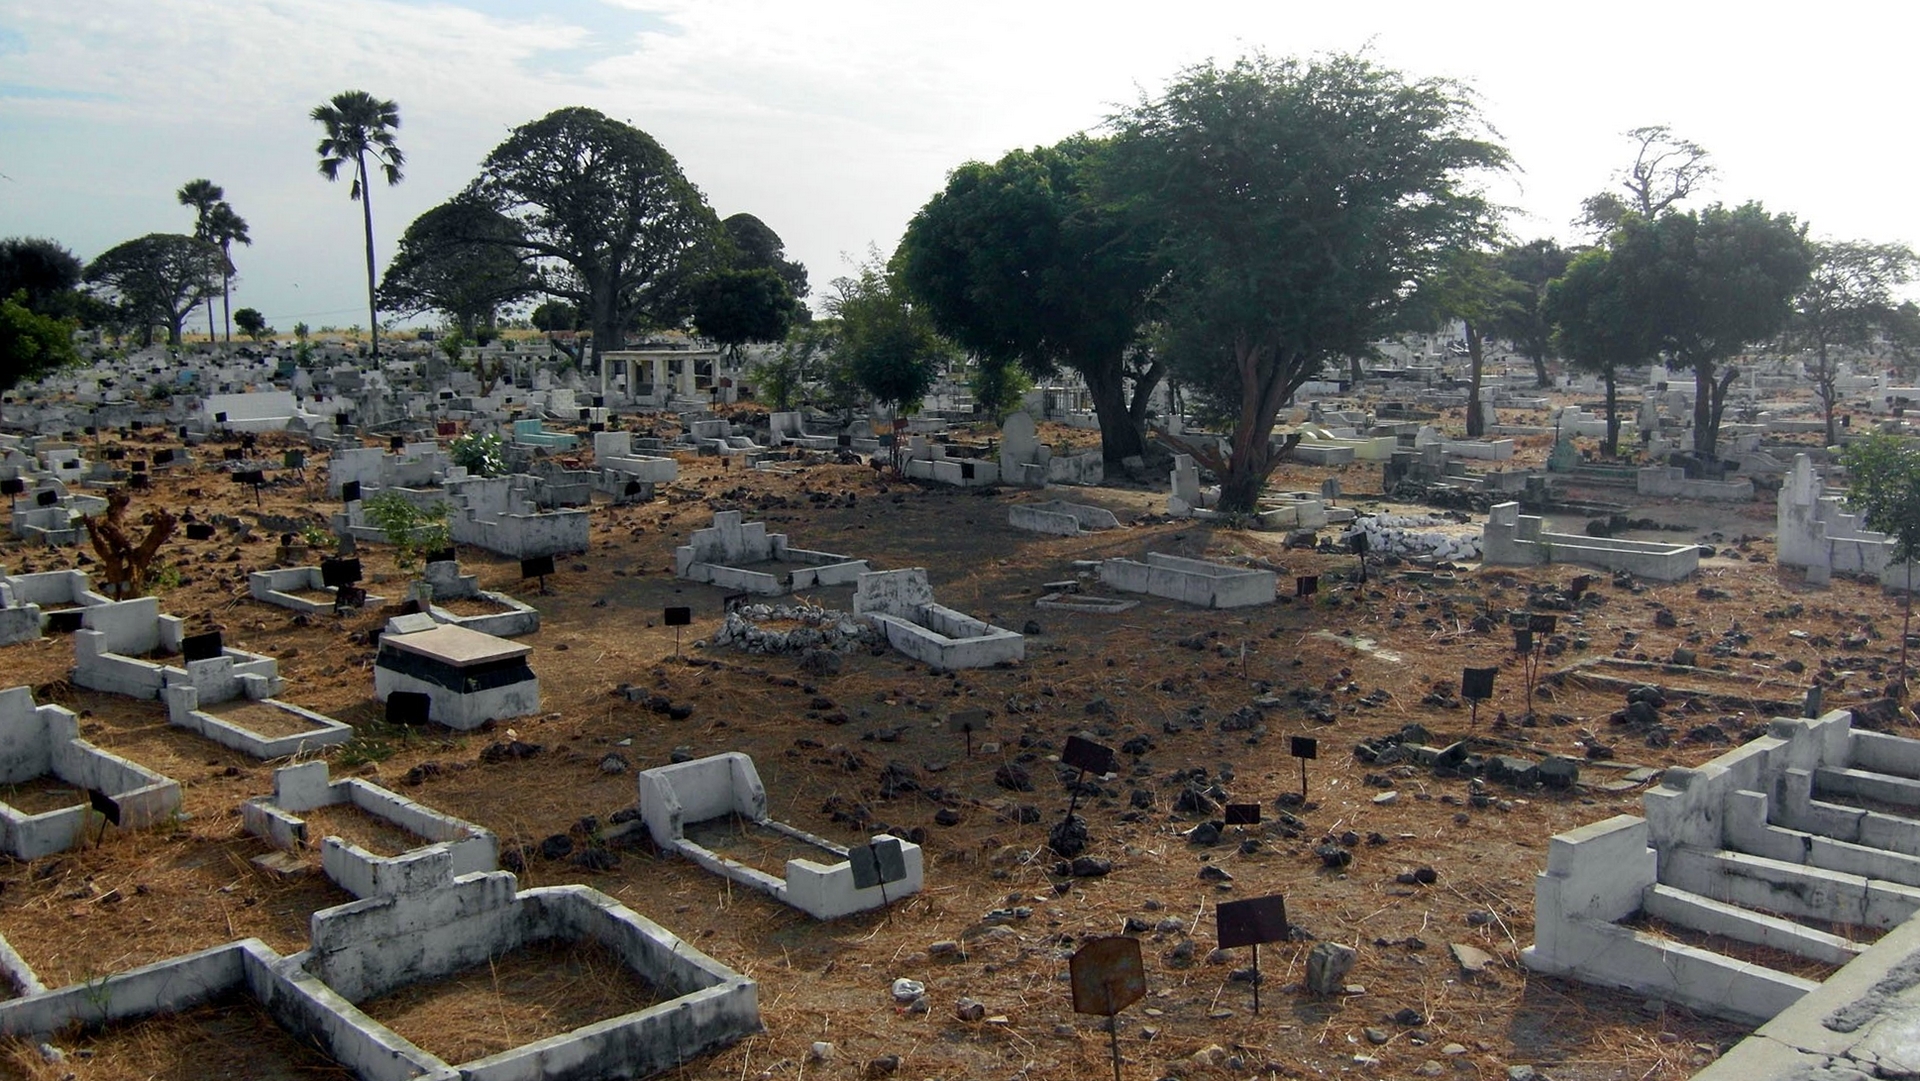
[0,412,1896,1081]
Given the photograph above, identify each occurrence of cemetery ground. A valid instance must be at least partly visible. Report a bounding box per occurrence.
[0,422,1895,1081]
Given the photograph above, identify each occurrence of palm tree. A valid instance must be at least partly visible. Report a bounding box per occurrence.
[204,202,250,343]
[310,90,404,357]
[176,178,224,342]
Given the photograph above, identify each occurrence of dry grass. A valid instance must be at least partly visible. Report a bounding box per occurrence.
[354,936,666,1065]
[0,994,352,1080]
[204,698,330,739]
[298,802,426,858]
[0,777,86,817]
[0,419,1891,1079]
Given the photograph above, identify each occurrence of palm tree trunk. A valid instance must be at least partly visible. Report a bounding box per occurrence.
[357,152,380,358]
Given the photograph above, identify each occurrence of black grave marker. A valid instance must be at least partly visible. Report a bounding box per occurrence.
[1296,575,1318,598]
[181,631,224,663]
[951,708,988,757]
[387,691,431,727]
[1223,803,1261,826]
[154,449,175,465]
[185,522,215,541]
[88,788,121,842]
[340,480,362,503]
[1216,894,1289,1014]
[34,490,56,507]
[320,558,362,589]
[664,604,692,657]
[424,547,455,566]
[129,474,149,490]
[1290,735,1318,798]
[1061,735,1115,819]
[45,610,82,634]
[389,436,406,452]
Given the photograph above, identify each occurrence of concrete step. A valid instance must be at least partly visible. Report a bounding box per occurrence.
[1642,883,1864,966]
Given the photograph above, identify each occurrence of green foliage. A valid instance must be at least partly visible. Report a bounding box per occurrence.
[900,136,1164,462]
[530,300,580,332]
[750,321,837,411]
[1545,246,1644,455]
[967,356,1031,419]
[83,234,224,346]
[1490,239,1577,386]
[1795,239,1920,442]
[469,107,722,364]
[293,321,310,342]
[298,524,334,550]
[827,258,949,413]
[362,492,450,571]
[147,562,183,593]
[0,237,85,318]
[0,290,80,393]
[692,267,795,354]
[378,195,538,339]
[1103,51,1508,511]
[234,307,270,340]
[1841,435,1920,564]
[449,431,506,477]
[1577,126,1714,236]
[720,212,809,300]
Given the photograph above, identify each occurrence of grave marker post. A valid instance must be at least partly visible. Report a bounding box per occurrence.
[1461,666,1498,730]
[1216,894,1289,1015]
[1289,735,1318,799]
[664,605,692,657]
[1070,936,1145,1081]
[1060,735,1115,820]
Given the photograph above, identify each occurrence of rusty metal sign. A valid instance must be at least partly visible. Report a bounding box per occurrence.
[1070,936,1145,1017]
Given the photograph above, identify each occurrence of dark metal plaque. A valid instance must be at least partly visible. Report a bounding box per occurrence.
[1217,895,1289,949]
[1070,936,1146,1017]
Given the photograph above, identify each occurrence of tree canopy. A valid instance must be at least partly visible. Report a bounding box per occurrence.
[1794,239,1919,443]
[1608,203,1810,457]
[1578,125,1714,234]
[0,238,84,319]
[1489,239,1576,387]
[1103,51,1507,510]
[721,213,809,301]
[691,267,795,355]
[1545,246,1649,455]
[828,261,949,413]
[84,233,223,346]
[900,136,1164,462]
[0,291,78,393]
[378,195,539,340]
[468,107,722,366]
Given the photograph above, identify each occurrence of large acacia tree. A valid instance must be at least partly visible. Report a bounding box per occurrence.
[378,196,539,340]
[1608,204,1810,458]
[1794,239,1918,444]
[84,234,223,346]
[1104,52,1507,511]
[1491,238,1575,387]
[1545,246,1649,456]
[900,136,1164,463]
[468,107,722,371]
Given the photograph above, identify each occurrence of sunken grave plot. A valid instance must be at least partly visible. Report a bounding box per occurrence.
[639,752,925,920]
[853,567,1024,670]
[243,761,498,899]
[0,685,179,859]
[415,557,540,637]
[248,564,389,616]
[1098,550,1278,608]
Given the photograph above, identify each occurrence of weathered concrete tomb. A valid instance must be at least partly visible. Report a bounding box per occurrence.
[373,615,540,730]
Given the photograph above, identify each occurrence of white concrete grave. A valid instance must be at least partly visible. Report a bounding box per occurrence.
[854,568,1025,669]
[1482,502,1701,581]
[1524,709,1920,1026]
[998,411,1103,486]
[296,872,761,1079]
[1776,454,1917,589]
[1099,552,1276,608]
[373,617,540,729]
[0,567,112,645]
[674,510,869,596]
[417,559,539,637]
[639,751,925,919]
[203,390,298,432]
[0,685,180,859]
[249,566,390,616]
[1007,500,1120,536]
[243,761,497,899]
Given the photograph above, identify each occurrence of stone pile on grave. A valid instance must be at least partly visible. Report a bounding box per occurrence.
[373,613,540,729]
[1776,453,1914,588]
[1007,499,1120,536]
[243,760,497,898]
[1098,552,1276,608]
[707,600,879,654]
[1481,502,1700,580]
[638,751,925,919]
[674,509,869,596]
[853,567,1024,668]
[0,685,181,858]
[1524,708,1920,1027]
[998,411,1102,486]
[1346,512,1482,562]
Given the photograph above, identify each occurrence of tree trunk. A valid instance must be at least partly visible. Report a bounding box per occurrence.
[1083,362,1146,463]
[356,152,380,359]
[1816,337,1838,446]
[1465,320,1486,438]
[1692,359,1716,457]
[205,297,216,346]
[1215,338,1295,515]
[1347,354,1363,385]
[1532,351,1550,389]
[1603,367,1620,457]
[1707,366,1739,460]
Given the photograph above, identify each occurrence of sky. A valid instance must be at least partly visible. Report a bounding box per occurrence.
[2,1,1915,332]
